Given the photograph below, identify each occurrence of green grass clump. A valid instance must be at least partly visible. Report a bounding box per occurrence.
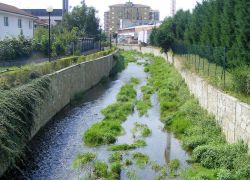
[109,152,123,163]
[132,152,149,168]
[136,84,154,116]
[93,160,109,178]
[108,139,146,151]
[83,78,138,147]
[83,121,123,147]
[120,50,140,67]
[169,159,180,176]
[131,122,152,138]
[72,152,96,170]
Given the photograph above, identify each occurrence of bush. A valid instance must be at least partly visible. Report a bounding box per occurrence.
[232,66,250,95]
[0,35,33,61]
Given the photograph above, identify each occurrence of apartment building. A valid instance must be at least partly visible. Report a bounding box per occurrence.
[106,2,151,34]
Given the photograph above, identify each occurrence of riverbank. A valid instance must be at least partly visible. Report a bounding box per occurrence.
[0,50,118,177]
[119,45,250,153]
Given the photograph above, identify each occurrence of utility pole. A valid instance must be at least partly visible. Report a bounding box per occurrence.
[171,0,176,17]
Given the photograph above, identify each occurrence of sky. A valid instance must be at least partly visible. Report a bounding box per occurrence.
[0,0,202,26]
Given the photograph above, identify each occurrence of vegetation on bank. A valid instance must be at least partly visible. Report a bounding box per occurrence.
[150,0,249,100]
[144,53,250,179]
[0,1,103,61]
[0,77,51,171]
[0,47,117,90]
[83,77,139,147]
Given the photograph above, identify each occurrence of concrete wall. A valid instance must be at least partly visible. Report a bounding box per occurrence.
[119,45,250,147]
[32,53,116,137]
[1,52,116,177]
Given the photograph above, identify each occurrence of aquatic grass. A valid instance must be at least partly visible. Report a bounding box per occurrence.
[132,152,149,168]
[83,78,138,147]
[107,139,146,151]
[72,152,96,170]
[83,121,123,147]
[141,51,250,179]
[136,84,154,116]
[120,50,140,67]
[131,122,152,138]
[169,159,180,176]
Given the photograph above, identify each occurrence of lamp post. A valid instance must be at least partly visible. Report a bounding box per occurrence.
[109,28,112,49]
[46,6,53,62]
[99,25,102,51]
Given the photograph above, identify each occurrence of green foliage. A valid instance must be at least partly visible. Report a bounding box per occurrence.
[108,152,123,163]
[72,152,96,170]
[93,160,109,178]
[107,139,146,151]
[83,78,137,147]
[169,159,180,176]
[62,2,99,37]
[140,51,250,179]
[231,66,250,95]
[120,50,139,67]
[0,35,33,61]
[136,84,154,116]
[151,0,250,65]
[0,77,50,170]
[131,122,152,138]
[0,48,117,90]
[132,152,149,168]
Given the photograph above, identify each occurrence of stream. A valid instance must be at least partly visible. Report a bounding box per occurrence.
[4,60,189,180]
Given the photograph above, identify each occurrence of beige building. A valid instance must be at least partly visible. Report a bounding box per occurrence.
[105,2,152,35]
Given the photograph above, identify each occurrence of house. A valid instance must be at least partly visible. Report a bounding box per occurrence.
[0,3,36,40]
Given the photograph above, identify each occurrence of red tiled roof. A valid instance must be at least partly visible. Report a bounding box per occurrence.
[0,3,35,18]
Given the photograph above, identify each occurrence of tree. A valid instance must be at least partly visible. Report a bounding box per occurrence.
[62,2,100,37]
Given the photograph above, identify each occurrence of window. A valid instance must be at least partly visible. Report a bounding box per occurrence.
[29,20,32,29]
[18,19,22,28]
[4,17,8,26]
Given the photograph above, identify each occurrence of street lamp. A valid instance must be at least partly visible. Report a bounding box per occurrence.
[46,6,53,62]
[109,28,112,49]
[99,25,102,51]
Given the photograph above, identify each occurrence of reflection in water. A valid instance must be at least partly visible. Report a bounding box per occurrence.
[165,133,172,164]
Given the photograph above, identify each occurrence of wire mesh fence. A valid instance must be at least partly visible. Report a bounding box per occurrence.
[172,43,228,89]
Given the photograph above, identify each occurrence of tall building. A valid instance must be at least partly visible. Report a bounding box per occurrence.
[63,0,69,14]
[104,11,110,35]
[150,10,160,21]
[105,1,152,34]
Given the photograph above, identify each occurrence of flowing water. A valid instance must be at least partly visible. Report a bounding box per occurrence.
[4,61,189,180]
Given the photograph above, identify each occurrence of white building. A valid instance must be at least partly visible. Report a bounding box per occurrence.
[118,23,161,44]
[0,3,35,40]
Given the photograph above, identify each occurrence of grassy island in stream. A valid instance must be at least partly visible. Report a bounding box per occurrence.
[83,77,139,147]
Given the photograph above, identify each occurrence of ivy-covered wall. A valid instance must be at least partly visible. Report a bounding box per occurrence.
[0,52,116,176]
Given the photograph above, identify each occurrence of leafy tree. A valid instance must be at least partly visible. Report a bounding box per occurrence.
[62,1,100,37]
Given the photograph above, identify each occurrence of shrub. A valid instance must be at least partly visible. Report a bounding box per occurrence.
[231,66,250,95]
[0,35,33,61]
